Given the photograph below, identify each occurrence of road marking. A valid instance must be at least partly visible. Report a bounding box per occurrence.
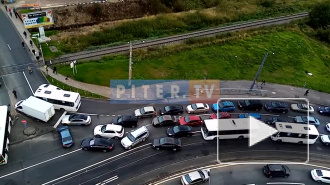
[267,183,304,185]
[0,148,82,179]
[53,111,67,129]
[41,143,151,185]
[145,124,152,127]
[22,71,34,95]
[7,44,11,50]
[95,176,118,185]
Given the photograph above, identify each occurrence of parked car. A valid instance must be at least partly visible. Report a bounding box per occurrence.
[311,169,330,183]
[263,164,290,178]
[320,135,330,145]
[181,169,210,185]
[294,116,320,127]
[81,137,114,152]
[94,124,125,139]
[179,116,203,126]
[326,123,330,132]
[238,113,261,120]
[212,101,235,112]
[134,106,157,118]
[152,115,178,127]
[318,106,330,116]
[186,103,209,114]
[58,126,73,148]
[290,103,314,113]
[112,115,138,128]
[264,102,289,113]
[151,137,182,151]
[160,105,184,115]
[265,117,288,126]
[167,125,193,138]
[121,126,149,150]
[62,113,91,126]
[237,100,263,111]
[210,112,231,119]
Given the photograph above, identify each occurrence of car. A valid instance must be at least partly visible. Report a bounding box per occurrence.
[134,106,157,118]
[264,102,289,113]
[160,105,184,115]
[294,116,320,127]
[318,106,330,116]
[179,116,203,126]
[326,123,330,132]
[112,115,138,128]
[238,113,261,120]
[152,115,178,127]
[57,126,73,148]
[265,117,289,126]
[320,135,330,145]
[237,100,263,111]
[151,137,182,151]
[81,137,114,152]
[210,112,231,119]
[167,125,193,138]
[290,103,314,113]
[121,126,149,149]
[263,164,290,178]
[94,124,125,139]
[311,169,330,183]
[61,113,91,126]
[186,103,209,114]
[212,101,235,112]
[181,169,210,185]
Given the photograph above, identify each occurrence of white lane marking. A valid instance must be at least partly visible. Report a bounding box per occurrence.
[22,71,34,95]
[145,124,152,127]
[0,148,82,179]
[53,111,67,129]
[95,175,118,185]
[267,183,304,185]
[41,143,151,185]
[7,44,11,50]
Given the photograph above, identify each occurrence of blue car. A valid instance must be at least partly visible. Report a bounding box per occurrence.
[212,101,235,112]
[318,106,330,116]
[238,113,261,120]
[58,126,74,148]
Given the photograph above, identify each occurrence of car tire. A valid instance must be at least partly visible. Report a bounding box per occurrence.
[317,180,322,182]
[60,108,65,112]
[63,123,69,126]
[283,111,287,114]
[114,136,119,140]
[103,149,107,153]
[238,136,244,140]
[95,135,101,138]
[256,109,259,111]
[128,146,132,150]
[173,148,177,151]
[81,124,86,126]
[326,143,329,146]
[187,134,192,137]
[132,125,136,128]
[142,138,146,141]
[276,139,282,142]
[285,175,288,178]
[82,148,88,151]
[298,141,303,144]
[156,147,160,150]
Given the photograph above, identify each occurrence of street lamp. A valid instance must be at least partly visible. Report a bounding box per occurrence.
[128,41,133,86]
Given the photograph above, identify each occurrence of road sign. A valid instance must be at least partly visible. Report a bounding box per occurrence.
[21,10,54,29]
[21,120,27,124]
[249,117,277,147]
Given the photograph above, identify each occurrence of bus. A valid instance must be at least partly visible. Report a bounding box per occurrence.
[201,118,249,140]
[0,105,12,165]
[34,84,81,112]
[271,122,319,144]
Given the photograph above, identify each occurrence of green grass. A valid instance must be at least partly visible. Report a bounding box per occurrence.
[43,0,324,59]
[57,24,330,93]
[44,73,107,99]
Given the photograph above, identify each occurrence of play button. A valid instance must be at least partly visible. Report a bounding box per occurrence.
[249,116,278,147]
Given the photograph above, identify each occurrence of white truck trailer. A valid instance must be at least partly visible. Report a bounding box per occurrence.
[15,96,55,122]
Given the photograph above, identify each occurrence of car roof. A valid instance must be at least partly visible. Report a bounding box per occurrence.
[131,126,148,137]
[162,115,173,121]
[122,115,137,121]
[320,170,330,177]
[271,101,288,107]
[267,164,285,171]
[166,105,182,109]
[188,171,202,181]
[189,115,201,121]
[177,125,192,131]
[60,129,71,138]
[222,101,234,106]
[144,106,155,112]
[162,137,176,144]
[72,114,88,119]
[195,103,205,107]
[94,138,111,145]
[105,124,122,131]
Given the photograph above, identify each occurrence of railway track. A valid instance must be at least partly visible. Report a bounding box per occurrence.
[53,12,308,64]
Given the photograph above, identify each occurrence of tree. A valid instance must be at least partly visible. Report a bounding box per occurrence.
[308,0,330,29]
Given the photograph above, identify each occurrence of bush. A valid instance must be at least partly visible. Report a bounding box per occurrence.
[259,0,276,8]
[316,28,330,43]
[309,0,330,29]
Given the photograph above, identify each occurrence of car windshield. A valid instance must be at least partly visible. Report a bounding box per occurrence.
[244,100,250,106]
[101,125,106,132]
[117,117,123,123]
[164,106,170,112]
[62,136,72,142]
[328,136,330,140]
[325,107,330,111]
[184,175,192,183]
[140,108,146,114]
[158,116,164,123]
[198,171,205,178]
[127,133,136,142]
[316,170,323,176]
[69,114,75,120]
[218,102,224,107]
[191,104,197,110]
[173,126,180,133]
[89,140,95,146]
[271,102,278,107]
[159,138,166,145]
[184,117,190,123]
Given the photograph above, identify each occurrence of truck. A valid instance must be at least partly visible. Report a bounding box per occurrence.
[15,96,55,122]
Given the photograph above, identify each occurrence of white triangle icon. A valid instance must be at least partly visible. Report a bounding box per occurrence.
[249,116,278,147]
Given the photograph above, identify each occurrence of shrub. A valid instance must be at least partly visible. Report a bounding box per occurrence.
[308,0,330,29]
[316,28,330,44]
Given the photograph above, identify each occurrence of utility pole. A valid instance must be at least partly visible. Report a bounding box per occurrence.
[249,53,269,90]
[128,41,132,86]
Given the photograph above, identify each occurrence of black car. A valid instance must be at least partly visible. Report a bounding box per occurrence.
[160,105,184,115]
[265,117,289,126]
[318,106,330,116]
[264,102,289,113]
[112,115,138,128]
[167,125,193,138]
[151,137,182,151]
[263,164,290,178]
[81,137,114,152]
[237,100,263,111]
[152,115,178,127]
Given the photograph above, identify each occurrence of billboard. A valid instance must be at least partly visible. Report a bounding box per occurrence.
[21,10,54,29]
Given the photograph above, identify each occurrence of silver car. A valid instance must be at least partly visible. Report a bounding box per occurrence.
[181,169,210,185]
[62,113,91,126]
[121,126,149,149]
[291,103,314,113]
[186,103,209,114]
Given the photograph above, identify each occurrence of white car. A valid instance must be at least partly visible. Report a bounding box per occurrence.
[186,103,209,114]
[311,169,330,183]
[134,106,157,118]
[62,113,91,126]
[181,169,210,185]
[290,103,314,113]
[326,123,330,132]
[121,126,149,149]
[94,124,124,139]
[321,135,330,145]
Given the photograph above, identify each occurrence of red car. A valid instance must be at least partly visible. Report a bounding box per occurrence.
[179,116,203,126]
[210,112,231,119]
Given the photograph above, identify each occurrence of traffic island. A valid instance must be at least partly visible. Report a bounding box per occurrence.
[23,127,37,136]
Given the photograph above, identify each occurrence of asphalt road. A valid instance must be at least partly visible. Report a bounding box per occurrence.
[0,99,329,185]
